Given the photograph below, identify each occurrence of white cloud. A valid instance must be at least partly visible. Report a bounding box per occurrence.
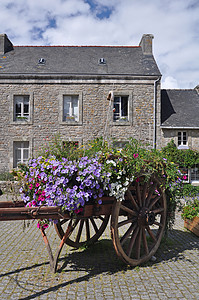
[162,76,179,89]
[0,0,198,88]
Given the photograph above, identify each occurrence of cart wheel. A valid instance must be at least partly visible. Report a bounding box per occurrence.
[111,175,166,266]
[54,215,109,248]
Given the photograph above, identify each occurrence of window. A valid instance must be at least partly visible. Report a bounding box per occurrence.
[14,95,29,121]
[178,131,187,146]
[63,141,79,150]
[190,164,199,182]
[63,95,79,122]
[181,167,189,182]
[113,141,127,150]
[113,96,129,122]
[13,141,29,168]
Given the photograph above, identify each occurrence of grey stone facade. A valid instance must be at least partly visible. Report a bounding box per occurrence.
[0,80,160,171]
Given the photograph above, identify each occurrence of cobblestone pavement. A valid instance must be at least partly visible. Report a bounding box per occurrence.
[0,205,198,299]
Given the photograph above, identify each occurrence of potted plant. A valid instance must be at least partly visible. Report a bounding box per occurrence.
[182,196,199,236]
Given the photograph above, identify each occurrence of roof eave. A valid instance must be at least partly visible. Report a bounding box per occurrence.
[160,125,199,129]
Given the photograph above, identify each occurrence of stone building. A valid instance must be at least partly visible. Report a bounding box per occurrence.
[0,33,198,179]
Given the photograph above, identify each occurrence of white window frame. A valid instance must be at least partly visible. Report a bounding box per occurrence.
[63,95,79,122]
[14,95,30,121]
[10,92,33,124]
[111,91,132,126]
[113,95,129,122]
[178,131,187,147]
[13,141,29,168]
[190,164,199,183]
[59,92,82,125]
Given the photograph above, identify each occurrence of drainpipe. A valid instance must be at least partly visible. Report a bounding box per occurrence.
[153,77,160,149]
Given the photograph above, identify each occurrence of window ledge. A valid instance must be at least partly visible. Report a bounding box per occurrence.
[59,121,82,126]
[112,121,130,126]
[10,121,32,125]
[177,145,189,150]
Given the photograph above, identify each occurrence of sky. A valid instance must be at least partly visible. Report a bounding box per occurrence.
[0,0,199,89]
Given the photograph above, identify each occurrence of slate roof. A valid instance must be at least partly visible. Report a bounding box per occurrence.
[0,45,161,77]
[161,89,199,128]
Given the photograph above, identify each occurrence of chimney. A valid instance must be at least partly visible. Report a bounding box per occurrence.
[195,85,199,94]
[139,34,154,55]
[0,34,13,55]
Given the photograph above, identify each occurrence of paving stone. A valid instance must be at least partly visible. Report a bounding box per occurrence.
[0,208,198,299]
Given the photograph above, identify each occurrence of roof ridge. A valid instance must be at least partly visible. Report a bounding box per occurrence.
[163,89,195,91]
[14,45,141,48]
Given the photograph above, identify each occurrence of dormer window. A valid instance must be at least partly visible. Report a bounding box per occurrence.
[99,58,106,64]
[38,58,46,64]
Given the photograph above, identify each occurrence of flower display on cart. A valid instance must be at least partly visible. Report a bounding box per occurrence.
[14,137,184,230]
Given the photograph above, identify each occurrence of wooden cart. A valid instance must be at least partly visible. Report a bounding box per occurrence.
[0,174,166,273]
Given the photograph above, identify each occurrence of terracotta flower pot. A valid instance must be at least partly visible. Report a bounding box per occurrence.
[184,216,199,237]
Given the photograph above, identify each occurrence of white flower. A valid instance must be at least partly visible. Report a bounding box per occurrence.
[106,160,116,167]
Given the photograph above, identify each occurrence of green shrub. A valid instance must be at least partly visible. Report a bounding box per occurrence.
[181,184,199,197]
[0,172,15,181]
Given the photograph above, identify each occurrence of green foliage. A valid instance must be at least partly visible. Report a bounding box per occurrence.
[181,184,199,197]
[0,171,15,181]
[38,133,79,160]
[162,140,199,168]
[181,197,199,220]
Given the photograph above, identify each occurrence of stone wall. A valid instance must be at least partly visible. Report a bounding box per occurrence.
[0,79,156,171]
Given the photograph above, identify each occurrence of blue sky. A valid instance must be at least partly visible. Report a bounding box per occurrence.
[0,0,199,89]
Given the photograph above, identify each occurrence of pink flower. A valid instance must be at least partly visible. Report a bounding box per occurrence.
[38,195,45,201]
[136,177,140,182]
[183,175,187,180]
[36,183,40,187]
[155,189,161,196]
[74,208,83,214]
[133,153,139,158]
[32,200,36,206]
[41,191,45,196]
[29,184,33,190]
[42,224,49,229]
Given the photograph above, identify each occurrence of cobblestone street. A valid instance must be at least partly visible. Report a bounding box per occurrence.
[0,208,198,299]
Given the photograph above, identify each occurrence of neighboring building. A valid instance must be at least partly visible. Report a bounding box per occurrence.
[159,88,199,184]
[0,33,198,174]
[160,89,199,150]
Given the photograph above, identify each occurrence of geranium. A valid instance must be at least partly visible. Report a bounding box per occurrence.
[181,197,199,220]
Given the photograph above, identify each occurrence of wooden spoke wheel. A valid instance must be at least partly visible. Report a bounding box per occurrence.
[111,175,166,266]
[54,215,109,248]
